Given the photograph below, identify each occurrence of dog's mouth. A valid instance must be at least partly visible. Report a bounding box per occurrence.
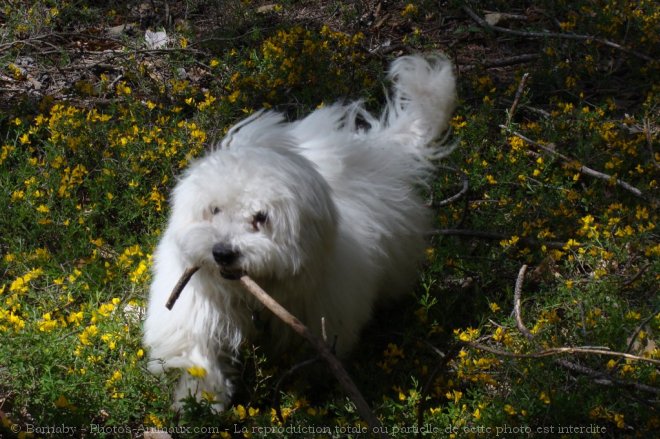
[218,267,245,280]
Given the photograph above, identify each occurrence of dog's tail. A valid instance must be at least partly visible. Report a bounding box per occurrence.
[382,54,457,161]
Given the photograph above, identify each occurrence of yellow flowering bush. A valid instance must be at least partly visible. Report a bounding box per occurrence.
[1,0,658,437]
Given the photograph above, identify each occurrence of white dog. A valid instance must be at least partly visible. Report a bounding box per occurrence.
[143,54,456,410]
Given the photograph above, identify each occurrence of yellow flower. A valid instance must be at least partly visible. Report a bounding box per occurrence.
[187,365,207,378]
[563,238,581,250]
[383,343,405,358]
[235,404,247,420]
[401,3,418,18]
[489,302,501,312]
[492,327,508,344]
[227,90,241,103]
[454,327,479,342]
[66,311,83,326]
[539,391,551,404]
[38,313,58,332]
[625,311,641,320]
[446,389,462,404]
[614,413,625,428]
[144,413,163,428]
[509,136,526,152]
[79,325,98,345]
[54,395,73,409]
[116,82,132,96]
[500,235,519,247]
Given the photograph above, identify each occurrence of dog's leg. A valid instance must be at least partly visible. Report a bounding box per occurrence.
[171,344,236,412]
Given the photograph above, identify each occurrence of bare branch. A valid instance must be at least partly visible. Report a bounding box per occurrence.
[624,307,659,355]
[464,341,660,367]
[507,73,530,125]
[434,166,469,207]
[513,265,534,341]
[460,54,540,72]
[462,5,654,62]
[501,126,650,200]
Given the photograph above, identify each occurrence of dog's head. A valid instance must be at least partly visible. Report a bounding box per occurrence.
[165,138,338,282]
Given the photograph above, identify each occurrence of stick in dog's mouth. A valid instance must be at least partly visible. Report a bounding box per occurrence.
[165,266,200,310]
[163,265,383,433]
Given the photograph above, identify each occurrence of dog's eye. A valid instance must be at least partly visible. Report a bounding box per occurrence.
[210,206,221,215]
[251,211,268,231]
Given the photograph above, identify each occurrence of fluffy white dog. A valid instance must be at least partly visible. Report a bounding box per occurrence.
[143,54,456,410]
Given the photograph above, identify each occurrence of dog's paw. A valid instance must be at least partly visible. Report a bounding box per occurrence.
[172,367,234,413]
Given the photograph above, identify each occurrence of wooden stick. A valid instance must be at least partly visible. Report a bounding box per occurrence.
[238,275,385,435]
[513,265,534,341]
[165,266,200,310]
[506,72,529,125]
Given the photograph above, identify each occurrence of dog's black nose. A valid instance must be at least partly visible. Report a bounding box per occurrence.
[212,243,239,266]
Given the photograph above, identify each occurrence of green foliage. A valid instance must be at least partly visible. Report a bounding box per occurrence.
[1,1,658,438]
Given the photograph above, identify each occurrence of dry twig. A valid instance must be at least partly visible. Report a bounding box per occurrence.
[513,264,534,341]
[507,73,530,125]
[465,341,660,366]
[464,341,660,395]
[462,5,654,62]
[434,166,469,207]
[501,126,650,200]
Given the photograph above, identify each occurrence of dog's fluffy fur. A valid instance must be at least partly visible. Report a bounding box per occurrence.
[143,54,456,410]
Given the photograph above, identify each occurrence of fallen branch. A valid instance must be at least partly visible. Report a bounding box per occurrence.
[462,5,654,62]
[460,54,540,72]
[501,126,649,200]
[164,268,385,435]
[434,166,469,207]
[513,265,534,341]
[554,358,660,397]
[506,73,530,125]
[623,306,660,355]
[464,341,660,366]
